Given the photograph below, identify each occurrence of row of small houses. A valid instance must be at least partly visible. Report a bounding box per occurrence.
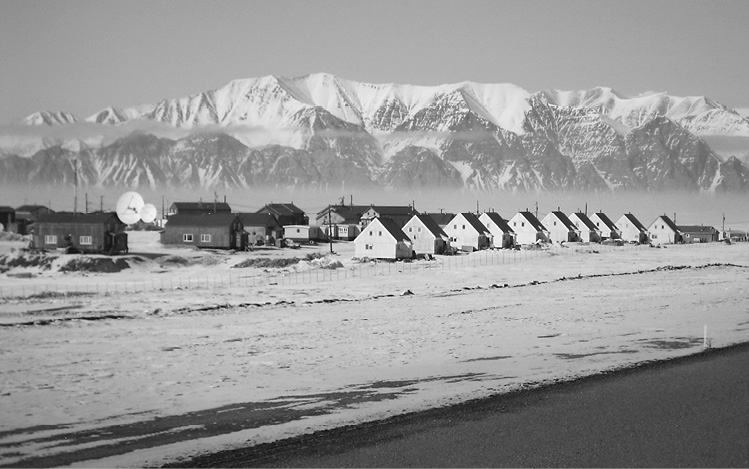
[3,201,740,257]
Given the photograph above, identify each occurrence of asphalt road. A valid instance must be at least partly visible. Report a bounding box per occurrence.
[171,343,749,468]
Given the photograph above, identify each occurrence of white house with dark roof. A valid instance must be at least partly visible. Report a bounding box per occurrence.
[403,214,450,255]
[359,205,419,229]
[444,213,491,251]
[648,215,682,245]
[589,212,621,240]
[479,212,516,249]
[568,212,602,243]
[541,211,580,243]
[354,217,413,259]
[616,213,650,244]
[508,211,549,245]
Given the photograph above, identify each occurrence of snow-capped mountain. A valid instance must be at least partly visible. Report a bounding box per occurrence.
[2,73,749,192]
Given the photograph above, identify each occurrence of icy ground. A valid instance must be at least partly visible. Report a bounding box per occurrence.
[0,233,748,467]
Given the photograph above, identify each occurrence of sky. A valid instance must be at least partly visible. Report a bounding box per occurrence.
[1,0,748,125]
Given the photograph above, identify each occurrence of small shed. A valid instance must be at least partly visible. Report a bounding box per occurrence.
[284,225,325,243]
[162,213,245,250]
[403,214,450,255]
[444,213,490,251]
[616,213,650,244]
[541,211,580,243]
[32,212,128,254]
[479,212,516,249]
[354,217,413,260]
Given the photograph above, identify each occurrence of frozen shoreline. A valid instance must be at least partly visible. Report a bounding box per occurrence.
[1,234,748,467]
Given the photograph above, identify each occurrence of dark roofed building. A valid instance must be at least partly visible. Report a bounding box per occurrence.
[238,212,283,246]
[590,212,621,240]
[168,201,232,217]
[162,213,245,250]
[15,204,54,235]
[616,213,650,244]
[425,212,456,228]
[32,212,128,254]
[360,205,419,228]
[256,203,308,226]
[678,225,718,244]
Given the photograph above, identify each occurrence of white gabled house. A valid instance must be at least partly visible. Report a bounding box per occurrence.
[354,217,413,260]
[508,211,549,245]
[568,212,602,243]
[444,213,491,251]
[403,214,450,255]
[589,212,621,240]
[616,213,650,244]
[541,211,580,243]
[648,215,682,245]
[479,212,516,249]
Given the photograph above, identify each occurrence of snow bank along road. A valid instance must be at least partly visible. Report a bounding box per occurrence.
[0,242,748,467]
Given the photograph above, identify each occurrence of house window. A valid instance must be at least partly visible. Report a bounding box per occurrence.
[408,227,412,232]
[296,228,301,233]
[554,221,557,226]
[379,231,382,236]
[79,236,92,245]
[522,222,525,227]
[369,231,373,236]
[454,224,457,229]
[183,234,193,242]
[418,227,421,232]
[462,224,466,230]
[365,244,372,250]
[200,234,211,243]
[513,222,516,227]
[44,235,57,244]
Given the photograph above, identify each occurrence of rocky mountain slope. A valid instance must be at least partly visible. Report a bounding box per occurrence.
[2,73,748,192]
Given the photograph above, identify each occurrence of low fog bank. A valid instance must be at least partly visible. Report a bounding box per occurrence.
[1,184,746,231]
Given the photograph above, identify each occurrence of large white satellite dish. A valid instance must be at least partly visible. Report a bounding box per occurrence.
[140,203,157,223]
[115,191,145,225]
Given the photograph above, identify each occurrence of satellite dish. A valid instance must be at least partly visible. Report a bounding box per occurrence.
[140,203,157,223]
[116,191,145,225]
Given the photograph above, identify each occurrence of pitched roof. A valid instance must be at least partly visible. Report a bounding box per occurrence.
[655,215,680,233]
[171,201,232,212]
[258,203,305,216]
[548,211,577,231]
[237,212,280,227]
[572,212,599,231]
[15,205,49,213]
[371,217,411,243]
[411,214,448,238]
[480,212,514,233]
[678,225,717,233]
[517,211,547,232]
[316,204,370,223]
[0,206,15,212]
[366,205,418,216]
[593,212,618,232]
[166,213,240,227]
[36,212,121,224]
[456,212,490,234]
[622,213,648,232]
[424,212,455,226]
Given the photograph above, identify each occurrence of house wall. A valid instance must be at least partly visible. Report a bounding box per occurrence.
[648,219,679,245]
[35,222,115,252]
[444,217,488,251]
[284,225,323,242]
[244,226,273,245]
[682,231,716,244]
[163,223,243,249]
[616,217,648,243]
[542,215,575,243]
[589,215,620,239]
[354,223,412,259]
[509,216,540,245]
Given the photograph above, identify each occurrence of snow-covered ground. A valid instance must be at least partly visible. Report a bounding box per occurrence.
[1,233,748,467]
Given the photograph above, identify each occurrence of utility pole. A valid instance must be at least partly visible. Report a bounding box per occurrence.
[85,193,89,214]
[328,204,333,254]
[73,158,78,214]
[100,195,103,212]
